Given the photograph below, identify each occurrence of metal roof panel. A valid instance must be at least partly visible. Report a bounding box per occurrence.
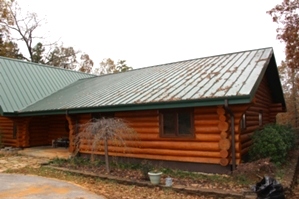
[0,57,95,113]
[5,47,284,115]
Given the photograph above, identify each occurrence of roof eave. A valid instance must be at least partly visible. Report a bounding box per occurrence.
[13,95,252,117]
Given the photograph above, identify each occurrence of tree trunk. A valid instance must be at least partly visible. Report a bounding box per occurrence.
[104,136,110,173]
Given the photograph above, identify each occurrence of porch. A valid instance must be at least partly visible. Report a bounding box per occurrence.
[18,146,71,159]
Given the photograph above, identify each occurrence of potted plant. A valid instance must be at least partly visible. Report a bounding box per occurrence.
[148,170,162,185]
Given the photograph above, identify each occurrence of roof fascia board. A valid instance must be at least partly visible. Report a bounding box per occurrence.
[248,49,273,103]
[14,96,252,117]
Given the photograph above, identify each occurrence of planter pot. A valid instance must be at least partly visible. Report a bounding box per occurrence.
[148,172,162,185]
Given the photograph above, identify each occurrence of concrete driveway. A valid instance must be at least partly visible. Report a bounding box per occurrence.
[0,173,105,199]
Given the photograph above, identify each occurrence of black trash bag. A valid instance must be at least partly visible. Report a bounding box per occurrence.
[252,176,285,199]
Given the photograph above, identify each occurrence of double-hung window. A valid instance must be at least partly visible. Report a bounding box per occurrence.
[160,109,194,137]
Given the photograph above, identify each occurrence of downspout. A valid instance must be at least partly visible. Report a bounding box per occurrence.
[224,99,236,171]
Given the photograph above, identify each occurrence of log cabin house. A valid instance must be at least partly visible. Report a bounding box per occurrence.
[0,47,286,173]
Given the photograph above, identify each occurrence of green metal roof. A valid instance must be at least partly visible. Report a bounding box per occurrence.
[13,47,285,116]
[0,48,285,116]
[0,56,95,115]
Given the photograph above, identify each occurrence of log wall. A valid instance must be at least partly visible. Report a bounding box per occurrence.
[239,77,284,158]
[29,117,49,146]
[48,115,69,143]
[28,115,70,146]
[0,116,16,146]
[76,108,232,165]
[0,115,70,147]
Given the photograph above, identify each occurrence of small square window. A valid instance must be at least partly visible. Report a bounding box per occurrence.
[160,109,194,137]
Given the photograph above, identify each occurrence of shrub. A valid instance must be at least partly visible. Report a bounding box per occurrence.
[74,117,137,173]
[249,124,296,166]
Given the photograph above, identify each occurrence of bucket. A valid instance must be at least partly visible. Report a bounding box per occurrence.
[165,177,172,187]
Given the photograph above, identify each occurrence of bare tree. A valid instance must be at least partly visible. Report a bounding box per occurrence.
[94,58,133,75]
[0,0,47,61]
[79,53,94,73]
[74,117,138,173]
[0,0,80,68]
[268,1,299,128]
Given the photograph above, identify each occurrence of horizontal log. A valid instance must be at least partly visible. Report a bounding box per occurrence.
[247,106,267,113]
[242,125,260,134]
[81,146,222,158]
[230,104,250,112]
[127,122,159,128]
[195,134,221,142]
[254,101,270,109]
[245,111,259,117]
[1,135,15,139]
[80,150,221,164]
[256,90,271,99]
[80,140,221,151]
[240,132,253,143]
[195,126,220,134]
[241,140,252,149]
[194,114,219,121]
[246,121,259,127]
[241,147,250,155]
[2,138,17,142]
[122,117,159,123]
[130,127,159,134]
[0,123,13,126]
[269,107,284,112]
[194,107,217,114]
[194,120,219,125]
[271,103,283,107]
[246,115,258,121]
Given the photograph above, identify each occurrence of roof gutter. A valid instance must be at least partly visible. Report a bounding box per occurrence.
[224,99,236,172]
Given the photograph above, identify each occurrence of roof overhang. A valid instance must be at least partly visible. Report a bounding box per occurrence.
[10,95,253,117]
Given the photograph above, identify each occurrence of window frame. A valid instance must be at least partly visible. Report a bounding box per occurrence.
[159,108,194,138]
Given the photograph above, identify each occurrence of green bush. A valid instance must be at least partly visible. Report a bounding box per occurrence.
[249,124,297,166]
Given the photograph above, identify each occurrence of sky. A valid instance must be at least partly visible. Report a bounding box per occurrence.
[18,0,285,69]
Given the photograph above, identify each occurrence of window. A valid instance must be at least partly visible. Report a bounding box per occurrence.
[240,114,246,130]
[259,110,263,126]
[160,109,194,137]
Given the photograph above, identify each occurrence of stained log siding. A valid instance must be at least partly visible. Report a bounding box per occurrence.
[239,77,284,158]
[229,104,251,165]
[28,115,69,146]
[0,116,16,146]
[0,115,71,148]
[77,108,232,165]
[48,115,69,143]
[29,117,49,146]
